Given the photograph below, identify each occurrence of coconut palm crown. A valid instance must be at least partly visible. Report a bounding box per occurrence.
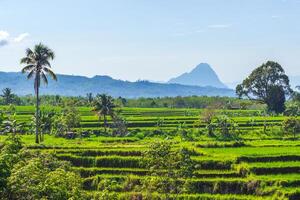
[93,94,116,132]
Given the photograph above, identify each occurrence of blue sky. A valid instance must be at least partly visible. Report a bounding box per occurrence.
[0,0,300,83]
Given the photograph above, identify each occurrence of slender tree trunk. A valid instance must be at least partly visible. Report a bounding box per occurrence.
[35,76,40,144]
[104,114,107,133]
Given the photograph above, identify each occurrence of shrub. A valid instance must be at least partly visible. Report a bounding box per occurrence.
[282,117,300,139]
[7,151,85,200]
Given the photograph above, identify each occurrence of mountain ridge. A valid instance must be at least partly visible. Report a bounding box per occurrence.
[0,71,234,98]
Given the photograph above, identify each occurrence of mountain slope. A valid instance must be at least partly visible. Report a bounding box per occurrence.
[0,71,235,98]
[168,63,227,88]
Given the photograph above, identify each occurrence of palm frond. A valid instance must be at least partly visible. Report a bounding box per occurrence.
[41,72,48,85]
[41,59,52,68]
[27,70,35,80]
[21,65,35,73]
[25,48,34,57]
[20,57,34,64]
[43,67,57,81]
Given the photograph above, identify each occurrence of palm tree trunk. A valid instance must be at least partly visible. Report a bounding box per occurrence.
[35,77,40,144]
[104,114,107,133]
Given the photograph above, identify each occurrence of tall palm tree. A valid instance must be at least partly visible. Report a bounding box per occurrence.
[86,93,94,105]
[20,43,57,143]
[1,88,14,105]
[93,94,116,132]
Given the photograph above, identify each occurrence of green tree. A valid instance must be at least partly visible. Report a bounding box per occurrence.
[1,88,14,105]
[284,103,300,116]
[93,94,116,132]
[30,110,56,142]
[236,61,292,113]
[201,107,216,136]
[7,152,84,200]
[86,92,94,105]
[215,115,239,138]
[292,86,300,103]
[50,105,80,137]
[282,117,300,139]
[118,96,127,107]
[111,115,128,137]
[143,141,195,199]
[51,114,68,136]
[21,43,57,143]
[0,134,22,197]
[62,105,81,131]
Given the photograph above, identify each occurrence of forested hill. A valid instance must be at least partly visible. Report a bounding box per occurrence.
[0,71,235,98]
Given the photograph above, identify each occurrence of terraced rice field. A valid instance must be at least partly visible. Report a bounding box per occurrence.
[1,106,297,135]
[1,106,300,199]
[1,135,298,199]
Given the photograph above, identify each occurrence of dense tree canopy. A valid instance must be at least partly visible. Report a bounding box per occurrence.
[236,61,292,113]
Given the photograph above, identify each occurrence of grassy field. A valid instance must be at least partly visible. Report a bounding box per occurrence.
[1,106,300,199]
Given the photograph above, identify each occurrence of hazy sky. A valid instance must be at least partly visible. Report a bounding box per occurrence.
[1,0,300,83]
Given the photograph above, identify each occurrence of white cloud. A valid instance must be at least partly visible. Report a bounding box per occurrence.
[0,31,10,47]
[14,33,30,43]
[0,31,30,47]
[208,24,232,29]
[271,15,281,19]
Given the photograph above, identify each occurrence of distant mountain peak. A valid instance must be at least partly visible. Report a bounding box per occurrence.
[168,63,227,88]
[191,63,212,72]
[0,70,234,97]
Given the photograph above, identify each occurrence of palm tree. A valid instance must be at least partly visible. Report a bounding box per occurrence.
[86,93,94,105]
[20,43,57,143]
[93,94,116,132]
[1,88,14,105]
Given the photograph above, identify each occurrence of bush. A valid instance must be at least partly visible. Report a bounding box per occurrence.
[282,117,300,139]
[7,152,85,200]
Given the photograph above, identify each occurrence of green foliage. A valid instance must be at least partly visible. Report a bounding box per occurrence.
[7,151,84,200]
[265,85,286,113]
[0,88,21,105]
[51,114,68,136]
[0,135,22,197]
[236,61,292,113]
[284,103,300,116]
[215,115,239,138]
[282,117,300,139]
[143,141,195,197]
[1,114,24,135]
[93,94,116,131]
[62,104,81,130]
[21,43,57,144]
[202,107,217,136]
[111,115,128,137]
[51,104,81,137]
